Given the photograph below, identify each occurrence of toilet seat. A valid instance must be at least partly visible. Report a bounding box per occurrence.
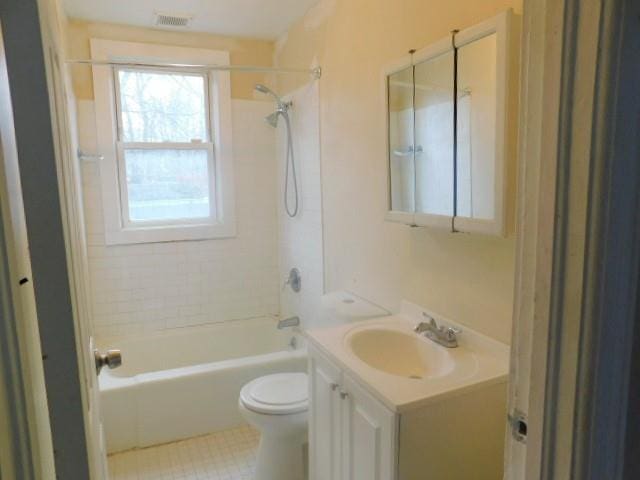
[240,373,308,415]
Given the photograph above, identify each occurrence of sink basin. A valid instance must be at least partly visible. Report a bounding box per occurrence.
[345,328,454,380]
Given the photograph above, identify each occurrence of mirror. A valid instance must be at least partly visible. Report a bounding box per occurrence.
[456,33,498,221]
[385,11,515,235]
[387,66,415,213]
[414,51,454,217]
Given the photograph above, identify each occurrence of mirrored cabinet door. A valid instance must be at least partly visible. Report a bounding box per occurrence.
[387,66,416,214]
[453,10,517,236]
[414,50,455,219]
[455,32,498,222]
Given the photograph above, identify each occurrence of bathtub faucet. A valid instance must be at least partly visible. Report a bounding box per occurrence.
[278,316,300,329]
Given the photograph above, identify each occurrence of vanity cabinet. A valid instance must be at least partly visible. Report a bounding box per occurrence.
[384,10,519,236]
[309,345,398,480]
[308,342,507,480]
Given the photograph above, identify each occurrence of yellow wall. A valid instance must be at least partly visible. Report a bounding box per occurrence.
[275,0,522,343]
[65,19,275,100]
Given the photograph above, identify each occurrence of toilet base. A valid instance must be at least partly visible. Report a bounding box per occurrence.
[238,400,308,480]
[255,432,306,480]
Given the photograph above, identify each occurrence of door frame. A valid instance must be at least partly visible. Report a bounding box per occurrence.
[506,0,640,478]
[1,0,639,478]
[0,0,92,478]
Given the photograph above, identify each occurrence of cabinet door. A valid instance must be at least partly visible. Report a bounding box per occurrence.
[309,346,343,480]
[453,10,517,236]
[341,374,398,480]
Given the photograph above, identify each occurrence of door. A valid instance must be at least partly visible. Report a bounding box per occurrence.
[0,0,110,477]
[341,374,397,480]
[309,345,343,480]
[41,7,111,479]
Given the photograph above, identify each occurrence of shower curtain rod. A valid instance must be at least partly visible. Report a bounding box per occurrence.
[65,59,322,79]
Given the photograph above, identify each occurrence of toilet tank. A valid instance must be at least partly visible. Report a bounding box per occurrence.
[320,291,389,327]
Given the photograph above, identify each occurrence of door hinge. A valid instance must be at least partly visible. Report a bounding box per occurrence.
[508,410,528,444]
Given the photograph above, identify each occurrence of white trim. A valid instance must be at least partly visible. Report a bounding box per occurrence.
[412,36,453,66]
[90,39,236,245]
[505,1,562,477]
[413,212,452,229]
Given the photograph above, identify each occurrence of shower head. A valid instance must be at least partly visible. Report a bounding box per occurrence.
[265,111,280,128]
[255,83,283,104]
[255,83,290,127]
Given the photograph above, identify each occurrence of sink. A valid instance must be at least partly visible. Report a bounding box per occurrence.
[307,307,509,412]
[345,328,454,380]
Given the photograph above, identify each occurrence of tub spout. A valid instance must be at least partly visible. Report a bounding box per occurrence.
[278,316,300,329]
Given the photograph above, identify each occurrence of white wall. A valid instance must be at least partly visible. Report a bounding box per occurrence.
[275,0,520,344]
[277,82,325,330]
[78,99,281,337]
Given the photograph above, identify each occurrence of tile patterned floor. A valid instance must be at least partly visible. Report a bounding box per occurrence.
[107,425,259,480]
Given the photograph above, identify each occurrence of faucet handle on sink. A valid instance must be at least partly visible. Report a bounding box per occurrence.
[416,312,462,348]
[444,326,462,342]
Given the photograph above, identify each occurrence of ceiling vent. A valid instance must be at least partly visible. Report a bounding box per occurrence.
[154,12,193,29]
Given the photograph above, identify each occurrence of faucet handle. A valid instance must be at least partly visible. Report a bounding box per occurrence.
[422,312,436,323]
[413,321,428,333]
[444,326,462,341]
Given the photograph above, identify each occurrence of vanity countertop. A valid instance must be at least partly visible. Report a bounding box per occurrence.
[305,302,510,413]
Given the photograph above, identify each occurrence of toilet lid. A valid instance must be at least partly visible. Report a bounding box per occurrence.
[240,373,308,415]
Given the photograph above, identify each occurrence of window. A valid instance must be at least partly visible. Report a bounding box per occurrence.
[91,40,235,244]
[115,69,214,225]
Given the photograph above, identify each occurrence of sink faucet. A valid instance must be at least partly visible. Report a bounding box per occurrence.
[414,313,461,348]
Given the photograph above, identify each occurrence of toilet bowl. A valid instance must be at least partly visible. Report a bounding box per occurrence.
[238,372,308,480]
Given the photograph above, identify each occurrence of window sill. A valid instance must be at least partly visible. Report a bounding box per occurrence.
[104,222,236,245]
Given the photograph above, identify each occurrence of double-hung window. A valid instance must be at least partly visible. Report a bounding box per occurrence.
[91,40,235,244]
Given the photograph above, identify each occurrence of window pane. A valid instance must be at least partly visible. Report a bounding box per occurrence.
[124,149,212,222]
[118,70,207,142]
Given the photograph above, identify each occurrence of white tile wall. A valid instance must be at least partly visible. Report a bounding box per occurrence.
[277,82,325,330]
[77,99,281,337]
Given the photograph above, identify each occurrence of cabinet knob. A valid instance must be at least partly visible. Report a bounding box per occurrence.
[340,391,349,399]
[330,383,339,391]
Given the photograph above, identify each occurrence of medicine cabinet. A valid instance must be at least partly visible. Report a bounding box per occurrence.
[384,10,519,236]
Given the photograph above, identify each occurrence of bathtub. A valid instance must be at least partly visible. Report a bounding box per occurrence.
[97,316,307,453]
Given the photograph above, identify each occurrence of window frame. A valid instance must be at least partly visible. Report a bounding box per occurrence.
[90,39,236,244]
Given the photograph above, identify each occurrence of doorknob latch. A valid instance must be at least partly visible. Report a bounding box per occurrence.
[94,349,122,375]
[508,410,527,444]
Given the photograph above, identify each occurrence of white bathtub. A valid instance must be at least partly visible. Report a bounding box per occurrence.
[97,317,307,453]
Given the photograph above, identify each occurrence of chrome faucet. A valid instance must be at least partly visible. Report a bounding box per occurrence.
[414,313,461,348]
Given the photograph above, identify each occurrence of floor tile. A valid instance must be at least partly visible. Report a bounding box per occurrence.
[108,424,259,480]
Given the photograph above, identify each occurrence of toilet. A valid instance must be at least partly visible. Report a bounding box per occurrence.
[239,372,309,480]
[238,291,389,480]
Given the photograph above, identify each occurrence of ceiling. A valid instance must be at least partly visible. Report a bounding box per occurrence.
[62,0,319,40]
